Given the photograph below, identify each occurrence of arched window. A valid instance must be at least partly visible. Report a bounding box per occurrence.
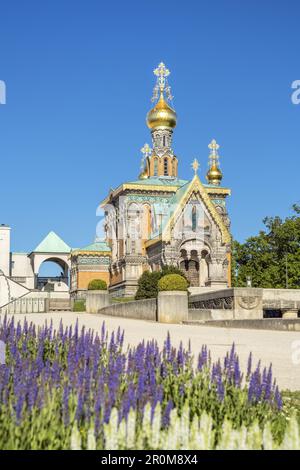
[163,135,166,147]
[154,158,158,176]
[192,205,197,232]
[164,158,168,176]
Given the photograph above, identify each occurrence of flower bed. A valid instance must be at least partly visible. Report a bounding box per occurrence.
[0,315,295,450]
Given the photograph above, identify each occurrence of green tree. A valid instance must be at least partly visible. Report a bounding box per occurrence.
[232,205,300,288]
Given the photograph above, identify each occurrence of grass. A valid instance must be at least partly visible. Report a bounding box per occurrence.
[111,296,135,303]
[73,300,86,312]
[282,390,300,425]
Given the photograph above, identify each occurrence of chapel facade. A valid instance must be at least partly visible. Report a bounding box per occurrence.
[101,63,232,297]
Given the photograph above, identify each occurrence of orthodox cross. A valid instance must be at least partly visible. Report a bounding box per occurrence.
[191,158,200,175]
[152,62,173,102]
[208,139,220,165]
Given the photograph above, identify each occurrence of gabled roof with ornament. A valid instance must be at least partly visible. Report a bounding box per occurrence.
[100,177,189,206]
[145,174,231,248]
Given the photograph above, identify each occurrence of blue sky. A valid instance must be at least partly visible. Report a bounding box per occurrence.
[0,0,300,253]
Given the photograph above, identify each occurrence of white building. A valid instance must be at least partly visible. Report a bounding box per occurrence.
[0,226,71,307]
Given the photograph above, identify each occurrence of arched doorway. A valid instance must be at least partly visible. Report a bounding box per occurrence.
[179,249,200,287]
[36,257,69,291]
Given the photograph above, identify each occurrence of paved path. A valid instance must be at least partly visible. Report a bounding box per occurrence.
[1,312,300,391]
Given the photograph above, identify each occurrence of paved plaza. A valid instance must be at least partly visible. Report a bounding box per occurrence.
[1,312,300,391]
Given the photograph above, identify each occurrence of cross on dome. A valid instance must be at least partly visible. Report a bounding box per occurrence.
[140,143,152,158]
[206,139,223,185]
[152,62,173,102]
[208,139,220,156]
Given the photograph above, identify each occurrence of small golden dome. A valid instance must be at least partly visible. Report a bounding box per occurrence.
[139,168,148,179]
[206,163,223,185]
[146,93,177,130]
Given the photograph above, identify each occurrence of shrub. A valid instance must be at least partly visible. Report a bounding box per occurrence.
[73,300,86,312]
[87,279,107,290]
[135,266,189,300]
[161,265,188,281]
[158,273,188,292]
[135,271,162,300]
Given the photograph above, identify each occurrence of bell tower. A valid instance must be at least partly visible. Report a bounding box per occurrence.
[139,62,178,179]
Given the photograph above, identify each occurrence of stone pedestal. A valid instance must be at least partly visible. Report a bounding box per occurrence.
[233,288,263,319]
[157,291,188,324]
[282,308,298,319]
[86,291,110,313]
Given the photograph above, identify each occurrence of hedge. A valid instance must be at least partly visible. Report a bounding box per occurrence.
[87,279,107,290]
[158,273,188,292]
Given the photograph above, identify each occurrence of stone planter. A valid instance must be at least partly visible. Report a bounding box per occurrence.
[86,290,110,313]
[157,291,188,323]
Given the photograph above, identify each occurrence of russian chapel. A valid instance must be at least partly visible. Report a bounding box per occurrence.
[101,63,231,296]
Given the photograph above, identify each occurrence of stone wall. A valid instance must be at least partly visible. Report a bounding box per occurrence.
[99,298,157,321]
[187,319,300,331]
[189,287,300,320]
[86,291,110,313]
[0,297,47,314]
[189,288,263,319]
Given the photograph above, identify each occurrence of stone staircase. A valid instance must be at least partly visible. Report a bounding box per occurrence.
[49,298,71,312]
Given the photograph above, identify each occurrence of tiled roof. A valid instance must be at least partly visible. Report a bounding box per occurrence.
[33,231,71,253]
[77,241,111,252]
[127,177,189,187]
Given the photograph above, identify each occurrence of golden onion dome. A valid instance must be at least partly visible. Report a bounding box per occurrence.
[146,93,177,130]
[206,163,223,185]
[139,168,148,179]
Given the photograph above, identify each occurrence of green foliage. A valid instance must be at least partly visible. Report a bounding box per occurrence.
[232,205,300,288]
[135,266,188,300]
[0,319,296,450]
[160,265,189,281]
[282,390,300,427]
[135,271,162,299]
[158,273,188,292]
[87,279,107,290]
[73,300,85,312]
[71,404,300,450]
[111,297,135,303]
